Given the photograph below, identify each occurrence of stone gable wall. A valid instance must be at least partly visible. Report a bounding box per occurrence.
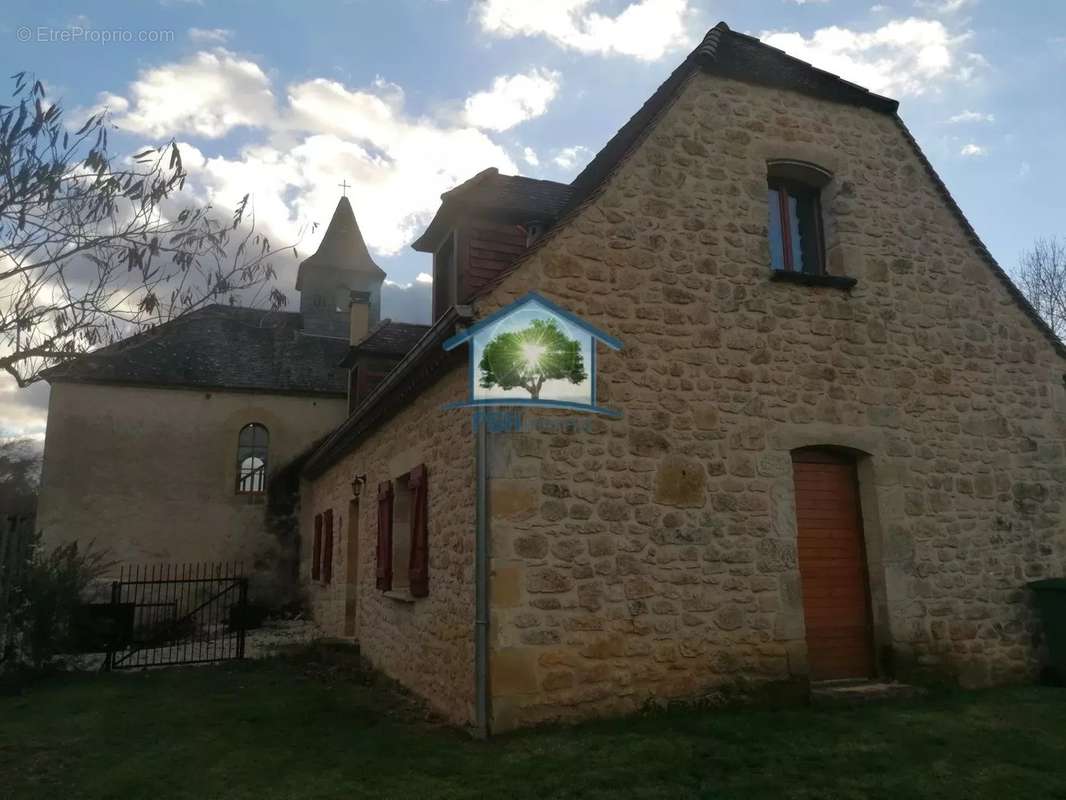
[302,367,475,725]
[472,72,1066,730]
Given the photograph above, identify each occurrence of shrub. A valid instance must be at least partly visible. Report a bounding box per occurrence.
[2,534,112,670]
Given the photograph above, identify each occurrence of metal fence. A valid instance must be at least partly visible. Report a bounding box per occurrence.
[105,562,248,670]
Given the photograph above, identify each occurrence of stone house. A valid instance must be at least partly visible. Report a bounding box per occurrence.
[37,197,395,597]
[298,22,1066,733]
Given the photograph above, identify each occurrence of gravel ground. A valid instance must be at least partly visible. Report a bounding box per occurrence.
[54,616,325,672]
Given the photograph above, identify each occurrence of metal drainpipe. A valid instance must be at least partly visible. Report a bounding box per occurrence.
[474,414,490,738]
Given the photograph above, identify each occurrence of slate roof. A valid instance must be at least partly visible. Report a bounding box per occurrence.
[43,305,349,396]
[296,196,386,289]
[412,169,572,251]
[354,320,431,356]
[338,319,432,367]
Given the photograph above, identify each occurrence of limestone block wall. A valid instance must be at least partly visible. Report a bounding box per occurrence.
[38,381,345,599]
[474,71,1066,729]
[301,367,476,725]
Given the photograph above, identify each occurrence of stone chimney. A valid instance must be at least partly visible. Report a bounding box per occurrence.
[350,290,371,345]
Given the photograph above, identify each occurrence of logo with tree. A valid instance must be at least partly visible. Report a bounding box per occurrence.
[478,317,587,400]
[443,292,622,415]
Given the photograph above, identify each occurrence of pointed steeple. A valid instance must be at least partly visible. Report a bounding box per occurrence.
[296,196,386,289]
[296,196,386,339]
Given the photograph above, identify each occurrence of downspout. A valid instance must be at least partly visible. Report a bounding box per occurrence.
[474,414,490,738]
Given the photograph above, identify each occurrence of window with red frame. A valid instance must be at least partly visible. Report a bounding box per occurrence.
[768,178,825,275]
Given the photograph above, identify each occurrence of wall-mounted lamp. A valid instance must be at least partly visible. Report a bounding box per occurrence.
[351,473,367,498]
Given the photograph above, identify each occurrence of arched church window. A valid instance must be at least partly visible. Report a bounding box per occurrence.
[236,423,269,494]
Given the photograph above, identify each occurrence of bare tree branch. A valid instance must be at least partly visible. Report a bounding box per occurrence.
[1017,236,1066,340]
[0,73,292,386]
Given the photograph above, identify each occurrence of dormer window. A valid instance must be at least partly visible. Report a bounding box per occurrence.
[766,161,831,275]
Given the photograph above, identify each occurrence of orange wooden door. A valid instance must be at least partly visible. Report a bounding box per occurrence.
[792,450,874,681]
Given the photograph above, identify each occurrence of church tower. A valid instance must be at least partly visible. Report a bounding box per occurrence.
[296,196,386,339]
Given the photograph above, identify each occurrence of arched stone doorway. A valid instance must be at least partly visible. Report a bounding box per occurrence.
[791,447,875,680]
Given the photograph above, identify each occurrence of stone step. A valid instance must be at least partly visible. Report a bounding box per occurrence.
[810,679,924,706]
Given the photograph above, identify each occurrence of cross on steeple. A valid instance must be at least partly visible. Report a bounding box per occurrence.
[338,180,350,197]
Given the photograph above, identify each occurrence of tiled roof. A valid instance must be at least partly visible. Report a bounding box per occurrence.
[42,305,349,396]
[339,319,432,366]
[354,320,431,356]
[412,169,572,251]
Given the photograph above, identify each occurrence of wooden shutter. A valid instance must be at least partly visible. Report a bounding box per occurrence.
[376,481,393,591]
[408,464,429,598]
[311,513,322,581]
[323,509,334,584]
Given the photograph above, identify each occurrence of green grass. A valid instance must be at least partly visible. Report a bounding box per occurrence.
[2,650,1066,800]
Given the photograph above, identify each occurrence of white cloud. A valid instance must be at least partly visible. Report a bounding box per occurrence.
[72,91,130,123]
[415,272,433,284]
[946,109,994,123]
[761,18,982,97]
[477,0,692,61]
[115,49,275,138]
[960,143,986,157]
[381,280,432,324]
[463,69,561,132]
[0,375,49,439]
[1018,161,1031,178]
[915,0,975,13]
[188,28,232,44]
[789,0,830,4]
[871,4,888,11]
[277,79,518,255]
[553,145,590,171]
[106,52,519,266]
[522,146,540,166]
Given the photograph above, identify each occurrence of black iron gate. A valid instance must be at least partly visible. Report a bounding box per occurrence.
[105,562,248,670]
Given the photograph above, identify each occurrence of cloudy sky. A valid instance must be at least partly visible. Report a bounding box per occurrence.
[2,0,1064,437]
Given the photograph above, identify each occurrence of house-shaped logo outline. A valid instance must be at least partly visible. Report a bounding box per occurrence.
[442,291,623,417]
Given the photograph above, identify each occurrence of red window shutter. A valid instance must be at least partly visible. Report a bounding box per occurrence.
[408,464,429,597]
[311,513,322,581]
[323,509,334,584]
[376,481,393,591]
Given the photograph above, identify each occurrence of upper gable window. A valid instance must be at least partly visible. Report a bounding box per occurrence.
[767,161,831,275]
[236,423,269,494]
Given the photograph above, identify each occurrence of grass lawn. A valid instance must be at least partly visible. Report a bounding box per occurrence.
[2,649,1065,800]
